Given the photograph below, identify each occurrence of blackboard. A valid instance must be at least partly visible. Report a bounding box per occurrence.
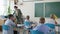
[35,2,60,18]
[35,3,44,17]
[45,2,60,18]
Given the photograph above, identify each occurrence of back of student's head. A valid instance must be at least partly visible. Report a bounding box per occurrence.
[8,14,16,21]
[39,17,45,24]
[8,14,14,19]
[50,14,55,19]
[26,15,30,20]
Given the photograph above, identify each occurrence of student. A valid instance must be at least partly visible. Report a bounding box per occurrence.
[48,14,57,24]
[23,15,32,34]
[3,14,16,34]
[24,15,31,29]
[33,17,50,34]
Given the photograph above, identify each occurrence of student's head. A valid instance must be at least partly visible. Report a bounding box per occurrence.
[39,17,45,24]
[50,14,55,20]
[26,15,30,20]
[14,6,18,10]
[8,14,15,21]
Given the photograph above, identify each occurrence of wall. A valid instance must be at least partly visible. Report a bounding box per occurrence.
[18,2,41,23]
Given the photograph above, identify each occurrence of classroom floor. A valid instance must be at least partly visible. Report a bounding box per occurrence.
[0,28,60,34]
[0,32,59,34]
[0,28,28,34]
[0,31,60,34]
[0,31,2,34]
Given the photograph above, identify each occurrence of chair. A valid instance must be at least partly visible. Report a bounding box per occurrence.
[24,21,32,30]
[45,23,55,29]
[24,21,31,27]
[30,30,44,34]
[45,23,56,34]
[2,25,10,30]
[23,21,32,34]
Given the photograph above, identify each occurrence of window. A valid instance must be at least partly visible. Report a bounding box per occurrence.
[0,0,6,15]
[0,0,14,16]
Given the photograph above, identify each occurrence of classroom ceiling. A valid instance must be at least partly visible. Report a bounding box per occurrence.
[10,0,43,1]
[9,0,44,2]
[23,0,43,1]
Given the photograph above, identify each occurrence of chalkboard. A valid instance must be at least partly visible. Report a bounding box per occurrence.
[45,2,60,18]
[35,3,44,17]
[35,2,60,18]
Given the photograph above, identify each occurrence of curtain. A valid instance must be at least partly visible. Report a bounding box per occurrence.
[0,0,14,16]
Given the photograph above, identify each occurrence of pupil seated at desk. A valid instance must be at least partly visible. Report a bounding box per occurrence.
[2,14,17,34]
[33,17,50,34]
[24,15,32,29]
[48,14,57,24]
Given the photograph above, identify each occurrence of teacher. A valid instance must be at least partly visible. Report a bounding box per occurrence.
[13,6,23,24]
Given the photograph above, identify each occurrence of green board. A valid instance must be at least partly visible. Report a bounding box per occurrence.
[45,2,60,18]
[35,2,60,18]
[35,3,44,17]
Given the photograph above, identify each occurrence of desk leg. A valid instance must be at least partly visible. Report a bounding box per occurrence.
[23,29,30,34]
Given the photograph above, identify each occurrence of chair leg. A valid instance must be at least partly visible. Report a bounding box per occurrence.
[23,29,26,34]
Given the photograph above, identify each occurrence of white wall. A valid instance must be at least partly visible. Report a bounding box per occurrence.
[19,2,36,22]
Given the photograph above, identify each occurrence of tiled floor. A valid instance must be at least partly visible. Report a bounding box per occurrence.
[0,31,28,34]
[0,31,2,34]
[0,30,60,34]
[0,28,28,34]
[0,32,59,34]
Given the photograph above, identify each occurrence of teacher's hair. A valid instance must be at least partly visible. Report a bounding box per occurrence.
[14,6,18,8]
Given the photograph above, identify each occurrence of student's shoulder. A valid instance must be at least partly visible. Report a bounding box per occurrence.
[4,19,11,25]
[5,19,10,23]
[40,24,49,28]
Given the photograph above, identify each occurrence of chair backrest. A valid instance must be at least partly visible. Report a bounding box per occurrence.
[24,21,31,26]
[30,30,44,34]
[45,23,55,29]
[2,25,10,30]
[45,23,56,34]
[48,31,55,34]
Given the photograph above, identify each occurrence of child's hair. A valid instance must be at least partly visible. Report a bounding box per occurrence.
[50,14,55,19]
[26,15,30,19]
[39,17,45,24]
[40,17,45,20]
[8,14,14,19]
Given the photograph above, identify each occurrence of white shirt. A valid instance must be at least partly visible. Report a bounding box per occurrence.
[33,23,41,30]
[15,10,18,16]
[3,19,16,34]
[48,19,55,24]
